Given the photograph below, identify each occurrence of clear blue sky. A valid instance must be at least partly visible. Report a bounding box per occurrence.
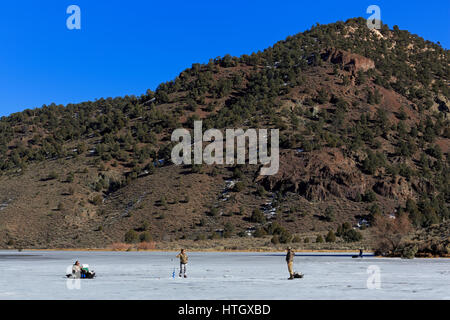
[1,0,449,117]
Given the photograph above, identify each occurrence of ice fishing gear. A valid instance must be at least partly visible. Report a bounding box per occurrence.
[288,272,304,280]
[66,263,96,279]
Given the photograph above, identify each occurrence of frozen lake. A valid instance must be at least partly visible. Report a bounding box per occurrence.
[0,250,448,300]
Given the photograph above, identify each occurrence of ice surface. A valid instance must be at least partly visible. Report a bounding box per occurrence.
[0,250,448,300]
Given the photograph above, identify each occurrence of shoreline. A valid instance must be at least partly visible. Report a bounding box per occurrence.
[1,248,448,258]
[5,248,370,253]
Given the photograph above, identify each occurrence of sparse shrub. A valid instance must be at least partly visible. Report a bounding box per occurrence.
[236,231,246,237]
[195,234,207,241]
[271,235,280,244]
[234,182,245,192]
[210,167,219,177]
[140,221,150,231]
[233,167,244,179]
[316,235,324,243]
[342,229,363,243]
[397,107,407,120]
[266,222,285,235]
[401,243,418,259]
[278,229,292,244]
[223,222,234,238]
[368,203,382,218]
[364,189,376,202]
[362,151,386,174]
[91,195,103,206]
[324,206,335,222]
[209,207,219,217]
[67,186,75,195]
[66,172,74,183]
[47,171,58,180]
[124,229,138,244]
[209,232,221,240]
[250,208,265,223]
[139,232,152,242]
[254,227,267,238]
[325,230,336,243]
[336,222,352,237]
[94,181,103,192]
[256,185,266,197]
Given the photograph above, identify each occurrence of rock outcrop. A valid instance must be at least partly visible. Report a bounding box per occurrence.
[373,177,413,199]
[258,149,367,201]
[322,48,375,74]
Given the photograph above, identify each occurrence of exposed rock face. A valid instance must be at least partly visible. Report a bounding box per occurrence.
[373,177,413,199]
[322,48,375,73]
[258,149,367,201]
[259,149,417,202]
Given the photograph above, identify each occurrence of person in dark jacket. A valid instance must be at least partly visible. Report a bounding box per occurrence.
[286,247,295,279]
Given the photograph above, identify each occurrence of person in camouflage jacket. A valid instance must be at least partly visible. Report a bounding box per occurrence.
[176,249,188,278]
[286,247,295,279]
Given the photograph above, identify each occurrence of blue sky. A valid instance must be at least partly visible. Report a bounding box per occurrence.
[0,0,449,117]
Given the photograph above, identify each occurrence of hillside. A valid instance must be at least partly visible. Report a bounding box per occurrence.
[0,18,449,253]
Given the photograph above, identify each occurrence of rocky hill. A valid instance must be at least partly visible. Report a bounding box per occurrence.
[0,18,448,251]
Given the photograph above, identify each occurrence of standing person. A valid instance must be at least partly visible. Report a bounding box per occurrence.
[286,247,295,280]
[176,249,188,278]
